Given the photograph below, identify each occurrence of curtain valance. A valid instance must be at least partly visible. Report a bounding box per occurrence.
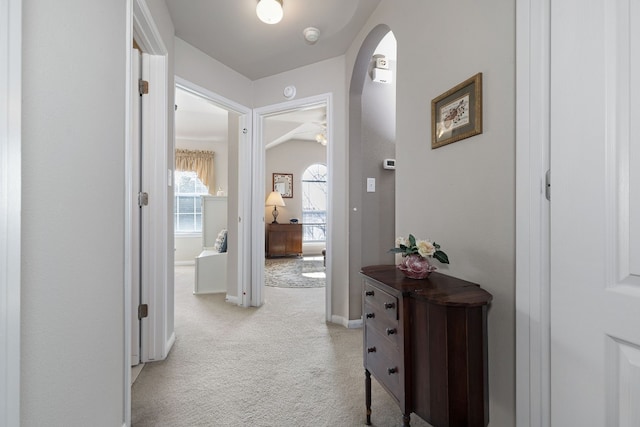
[175,149,215,193]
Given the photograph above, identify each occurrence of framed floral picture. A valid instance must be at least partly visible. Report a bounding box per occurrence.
[272,173,293,198]
[431,73,483,149]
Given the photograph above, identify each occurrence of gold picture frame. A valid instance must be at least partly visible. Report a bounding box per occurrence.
[431,73,483,149]
[272,173,293,198]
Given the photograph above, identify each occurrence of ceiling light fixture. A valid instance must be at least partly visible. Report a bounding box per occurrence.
[256,0,284,25]
[315,132,327,146]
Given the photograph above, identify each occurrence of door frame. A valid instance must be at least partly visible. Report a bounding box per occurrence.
[515,0,551,425]
[125,0,172,424]
[0,0,22,424]
[252,93,333,320]
[174,76,253,307]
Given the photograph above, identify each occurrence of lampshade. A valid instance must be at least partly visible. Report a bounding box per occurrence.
[265,191,286,207]
[256,0,283,24]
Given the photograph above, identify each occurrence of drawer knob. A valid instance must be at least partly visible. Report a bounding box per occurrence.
[365,290,375,296]
[365,313,375,319]
[388,367,398,375]
[367,346,377,353]
[384,302,395,310]
[386,328,397,335]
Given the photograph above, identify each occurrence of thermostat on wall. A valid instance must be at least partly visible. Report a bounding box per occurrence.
[383,159,396,170]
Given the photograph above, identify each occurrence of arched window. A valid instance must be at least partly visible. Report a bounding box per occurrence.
[301,163,327,242]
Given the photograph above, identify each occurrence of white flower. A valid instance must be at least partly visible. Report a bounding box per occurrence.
[416,240,436,257]
[396,236,407,248]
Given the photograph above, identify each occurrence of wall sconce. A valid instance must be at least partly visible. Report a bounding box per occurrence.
[256,0,283,24]
[265,191,286,223]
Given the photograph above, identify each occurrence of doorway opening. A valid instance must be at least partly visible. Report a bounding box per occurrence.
[173,78,252,306]
[263,106,328,293]
[253,94,333,319]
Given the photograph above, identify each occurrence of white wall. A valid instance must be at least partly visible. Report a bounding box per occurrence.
[265,140,327,223]
[174,37,252,108]
[253,56,349,319]
[346,0,516,425]
[265,140,327,256]
[21,1,127,424]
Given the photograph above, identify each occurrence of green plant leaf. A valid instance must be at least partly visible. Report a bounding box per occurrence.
[408,234,416,247]
[433,250,449,264]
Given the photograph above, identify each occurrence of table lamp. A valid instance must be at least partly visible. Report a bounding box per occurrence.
[265,191,286,223]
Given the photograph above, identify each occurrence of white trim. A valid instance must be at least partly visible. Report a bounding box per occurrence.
[132,0,166,56]
[330,315,362,329]
[124,1,133,424]
[515,0,551,426]
[174,76,252,307]
[164,332,176,356]
[0,0,21,425]
[126,2,170,424]
[174,260,196,266]
[140,52,169,362]
[252,93,334,322]
[225,295,240,305]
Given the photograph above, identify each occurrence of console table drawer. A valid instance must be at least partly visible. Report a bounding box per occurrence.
[365,328,402,401]
[364,282,398,322]
[363,301,401,349]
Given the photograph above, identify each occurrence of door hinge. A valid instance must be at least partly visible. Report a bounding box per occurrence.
[138,192,149,207]
[545,169,551,201]
[139,79,149,95]
[138,304,148,320]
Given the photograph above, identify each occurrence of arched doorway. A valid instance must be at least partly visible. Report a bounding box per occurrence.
[348,25,398,320]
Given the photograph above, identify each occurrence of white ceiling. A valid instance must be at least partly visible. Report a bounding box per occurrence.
[165,0,382,80]
[175,87,327,148]
[170,0,385,148]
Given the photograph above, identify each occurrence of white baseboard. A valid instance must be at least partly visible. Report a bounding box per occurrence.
[330,315,363,329]
[174,260,195,266]
[348,318,363,329]
[225,295,239,305]
[164,332,176,356]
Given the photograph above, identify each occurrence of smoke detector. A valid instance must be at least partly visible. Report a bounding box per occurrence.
[303,27,320,45]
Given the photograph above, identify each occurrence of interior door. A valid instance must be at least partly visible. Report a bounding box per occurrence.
[131,47,142,366]
[550,0,640,425]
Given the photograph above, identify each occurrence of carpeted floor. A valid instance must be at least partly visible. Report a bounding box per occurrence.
[264,256,326,288]
[131,266,431,426]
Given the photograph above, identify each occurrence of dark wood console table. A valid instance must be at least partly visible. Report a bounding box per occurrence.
[266,223,302,258]
[361,265,492,427]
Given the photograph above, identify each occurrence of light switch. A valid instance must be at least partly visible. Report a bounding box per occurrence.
[367,177,376,192]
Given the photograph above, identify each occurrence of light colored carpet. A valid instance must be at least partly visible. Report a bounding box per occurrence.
[264,256,326,288]
[131,266,431,426]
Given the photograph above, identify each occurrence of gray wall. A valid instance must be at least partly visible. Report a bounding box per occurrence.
[346,1,516,425]
[21,0,175,423]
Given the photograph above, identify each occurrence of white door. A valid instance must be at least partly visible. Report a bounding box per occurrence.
[131,47,142,366]
[550,0,640,425]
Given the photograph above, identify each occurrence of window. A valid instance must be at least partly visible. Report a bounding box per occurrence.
[174,170,209,233]
[302,163,327,242]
